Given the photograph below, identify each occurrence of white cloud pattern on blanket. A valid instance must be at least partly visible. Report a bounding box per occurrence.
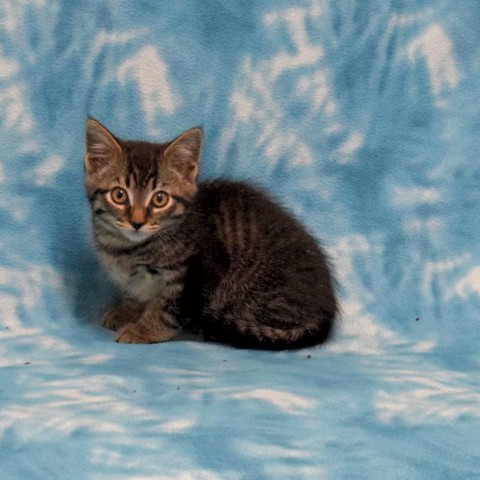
[0,1,479,478]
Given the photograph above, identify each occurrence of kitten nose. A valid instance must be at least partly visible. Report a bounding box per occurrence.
[130,207,146,230]
[131,222,144,231]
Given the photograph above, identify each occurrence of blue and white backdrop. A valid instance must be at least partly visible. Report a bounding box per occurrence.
[0,1,479,478]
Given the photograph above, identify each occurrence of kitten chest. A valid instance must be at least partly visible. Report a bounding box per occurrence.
[99,252,166,303]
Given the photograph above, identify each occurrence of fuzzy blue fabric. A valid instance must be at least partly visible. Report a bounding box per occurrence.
[1,1,479,478]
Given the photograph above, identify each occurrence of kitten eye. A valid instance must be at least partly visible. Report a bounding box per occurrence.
[111,187,128,205]
[151,191,169,208]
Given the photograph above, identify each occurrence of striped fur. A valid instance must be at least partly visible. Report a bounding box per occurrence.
[85,119,338,349]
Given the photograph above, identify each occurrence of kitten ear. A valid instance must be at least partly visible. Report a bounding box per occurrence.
[164,127,202,183]
[85,118,122,175]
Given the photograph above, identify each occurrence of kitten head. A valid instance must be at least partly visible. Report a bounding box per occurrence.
[84,119,202,243]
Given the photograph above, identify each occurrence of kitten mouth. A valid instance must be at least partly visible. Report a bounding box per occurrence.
[120,229,155,243]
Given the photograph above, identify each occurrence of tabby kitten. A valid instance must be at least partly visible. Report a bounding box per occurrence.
[84,119,337,350]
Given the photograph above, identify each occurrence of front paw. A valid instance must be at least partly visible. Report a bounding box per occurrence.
[102,304,141,331]
[116,322,177,344]
[116,323,154,344]
[102,310,129,331]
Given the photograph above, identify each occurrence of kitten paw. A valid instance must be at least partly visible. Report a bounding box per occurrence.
[116,323,149,343]
[102,302,143,331]
[102,311,132,331]
[116,322,176,344]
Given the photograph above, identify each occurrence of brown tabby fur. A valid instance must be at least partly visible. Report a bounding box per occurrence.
[84,119,338,350]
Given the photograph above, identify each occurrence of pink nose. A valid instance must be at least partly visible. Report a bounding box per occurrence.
[131,207,145,226]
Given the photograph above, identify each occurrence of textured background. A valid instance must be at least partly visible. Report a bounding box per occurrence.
[0,1,479,478]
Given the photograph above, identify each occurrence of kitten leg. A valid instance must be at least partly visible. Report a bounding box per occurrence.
[102,299,145,331]
[116,298,179,344]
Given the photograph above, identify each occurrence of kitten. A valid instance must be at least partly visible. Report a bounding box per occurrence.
[84,119,338,350]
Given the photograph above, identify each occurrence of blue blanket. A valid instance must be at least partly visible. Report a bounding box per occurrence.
[1,1,479,478]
